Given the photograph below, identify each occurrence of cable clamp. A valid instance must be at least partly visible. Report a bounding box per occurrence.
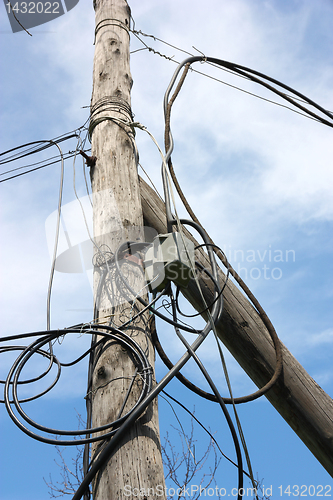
[140,366,153,375]
[128,121,147,134]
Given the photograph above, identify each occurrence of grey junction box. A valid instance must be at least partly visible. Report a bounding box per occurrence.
[143,232,195,292]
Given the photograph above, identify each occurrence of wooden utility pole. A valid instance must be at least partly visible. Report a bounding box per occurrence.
[87,1,332,497]
[140,177,333,478]
[89,1,166,498]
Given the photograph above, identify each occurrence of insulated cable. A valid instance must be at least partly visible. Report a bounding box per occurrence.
[3,326,152,446]
[71,291,222,500]
[168,290,244,499]
[4,52,327,498]
[46,140,65,332]
[131,29,333,123]
[162,56,285,403]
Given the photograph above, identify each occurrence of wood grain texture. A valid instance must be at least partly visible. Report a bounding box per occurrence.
[90,1,166,498]
[139,176,333,478]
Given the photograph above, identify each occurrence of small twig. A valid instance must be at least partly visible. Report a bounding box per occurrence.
[7,1,32,36]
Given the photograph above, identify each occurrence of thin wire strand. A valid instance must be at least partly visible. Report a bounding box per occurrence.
[46,141,65,331]
[130,29,332,123]
[161,390,253,480]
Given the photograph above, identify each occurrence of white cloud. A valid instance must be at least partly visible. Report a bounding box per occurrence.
[1,0,331,364]
[1,2,332,495]
[308,328,333,346]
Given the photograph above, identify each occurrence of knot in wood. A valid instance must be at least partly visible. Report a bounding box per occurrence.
[97,366,107,379]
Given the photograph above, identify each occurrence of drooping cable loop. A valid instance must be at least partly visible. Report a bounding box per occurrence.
[3,49,331,500]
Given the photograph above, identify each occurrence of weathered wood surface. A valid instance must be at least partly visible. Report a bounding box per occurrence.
[139,176,333,478]
[89,1,166,498]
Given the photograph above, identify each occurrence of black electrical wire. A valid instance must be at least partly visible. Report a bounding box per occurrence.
[151,310,218,403]
[168,291,244,500]
[72,220,223,499]
[114,241,198,332]
[0,149,92,183]
[0,124,91,183]
[73,240,245,500]
[1,228,235,500]
[0,345,60,404]
[163,56,332,232]
[162,61,281,495]
[83,340,94,500]
[131,28,333,122]
[174,260,226,319]
[3,326,152,446]
[161,389,253,480]
[2,222,237,499]
[5,54,324,494]
[113,227,221,333]
[173,242,230,320]
[71,307,221,500]
[81,241,174,497]
[1,150,73,177]
[162,57,284,404]
[195,242,231,289]
[0,133,80,165]
[152,277,282,404]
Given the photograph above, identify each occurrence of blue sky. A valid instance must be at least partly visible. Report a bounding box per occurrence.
[0,0,332,499]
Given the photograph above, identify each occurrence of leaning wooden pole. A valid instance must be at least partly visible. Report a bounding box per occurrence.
[139,176,333,478]
[89,1,166,498]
